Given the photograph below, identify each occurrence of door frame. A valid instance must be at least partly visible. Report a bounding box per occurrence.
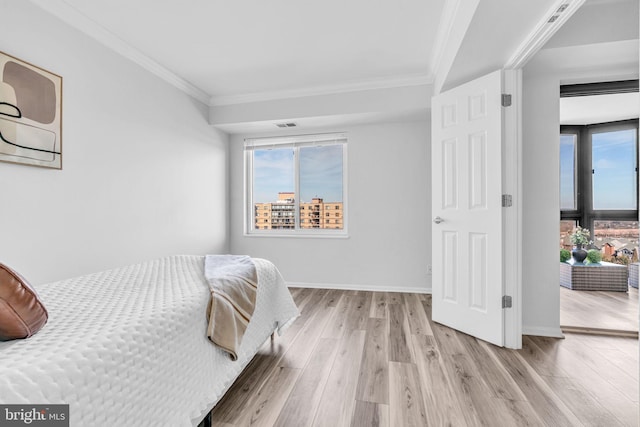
[502,69,523,349]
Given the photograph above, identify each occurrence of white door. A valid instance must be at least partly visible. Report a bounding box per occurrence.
[431,69,504,346]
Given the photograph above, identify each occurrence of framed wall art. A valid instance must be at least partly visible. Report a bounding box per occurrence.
[0,51,62,169]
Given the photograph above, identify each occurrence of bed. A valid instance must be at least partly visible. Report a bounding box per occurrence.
[0,255,299,427]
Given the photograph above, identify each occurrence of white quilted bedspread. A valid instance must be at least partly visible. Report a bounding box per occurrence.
[0,255,299,427]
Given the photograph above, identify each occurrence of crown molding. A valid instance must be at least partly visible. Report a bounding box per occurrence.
[431,0,480,95]
[429,0,458,77]
[29,0,210,105]
[30,0,434,108]
[209,73,434,106]
[505,0,586,69]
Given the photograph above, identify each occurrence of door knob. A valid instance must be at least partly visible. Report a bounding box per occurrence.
[433,216,444,224]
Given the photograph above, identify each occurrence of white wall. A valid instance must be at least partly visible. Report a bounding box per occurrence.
[521,70,563,337]
[521,40,638,337]
[229,120,431,292]
[0,1,229,284]
[210,85,431,131]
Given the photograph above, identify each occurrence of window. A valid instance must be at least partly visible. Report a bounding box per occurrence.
[560,120,638,249]
[559,80,639,252]
[245,133,347,235]
[560,134,577,210]
[592,128,637,210]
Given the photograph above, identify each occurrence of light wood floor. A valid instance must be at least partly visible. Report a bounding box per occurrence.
[560,286,639,333]
[210,288,639,426]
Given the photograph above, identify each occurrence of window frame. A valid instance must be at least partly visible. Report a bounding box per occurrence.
[243,132,348,238]
[559,131,579,212]
[560,119,639,234]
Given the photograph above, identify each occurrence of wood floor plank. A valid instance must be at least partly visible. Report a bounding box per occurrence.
[388,303,413,363]
[431,322,537,426]
[369,292,388,319]
[279,291,337,369]
[559,333,639,403]
[323,289,342,308]
[532,335,639,425]
[389,362,427,427]
[231,366,300,427]
[590,346,639,382]
[488,345,583,426]
[560,286,638,332]
[211,289,334,422]
[321,291,353,339]
[519,336,570,378]
[274,338,339,427]
[210,352,282,423]
[410,333,468,427]
[403,293,433,336]
[343,291,372,332]
[291,287,316,308]
[457,332,528,401]
[351,401,389,427]
[497,398,545,427]
[356,317,389,404]
[312,329,367,427]
[542,375,625,426]
[386,292,403,305]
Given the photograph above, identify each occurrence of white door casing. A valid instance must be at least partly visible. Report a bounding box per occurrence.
[431,69,504,346]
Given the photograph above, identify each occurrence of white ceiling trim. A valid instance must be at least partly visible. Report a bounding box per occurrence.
[431,0,481,95]
[29,0,210,105]
[505,0,586,69]
[209,73,434,107]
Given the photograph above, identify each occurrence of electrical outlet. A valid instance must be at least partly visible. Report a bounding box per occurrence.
[427,265,432,275]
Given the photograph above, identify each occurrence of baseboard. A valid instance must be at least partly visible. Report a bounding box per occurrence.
[522,325,565,338]
[287,281,432,294]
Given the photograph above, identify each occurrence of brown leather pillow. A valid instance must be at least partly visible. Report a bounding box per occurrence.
[0,263,48,341]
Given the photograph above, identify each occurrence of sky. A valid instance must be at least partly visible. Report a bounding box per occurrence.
[559,134,576,210]
[592,129,637,210]
[560,129,637,210]
[253,145,343,203]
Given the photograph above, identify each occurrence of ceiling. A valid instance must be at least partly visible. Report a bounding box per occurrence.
[44,0,447,103]
[30,0,635,132]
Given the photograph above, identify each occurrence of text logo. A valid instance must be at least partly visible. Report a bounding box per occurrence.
[0,405,69,426]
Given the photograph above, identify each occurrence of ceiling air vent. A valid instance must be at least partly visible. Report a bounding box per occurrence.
[548,3,569,24]
[275,122,297,128]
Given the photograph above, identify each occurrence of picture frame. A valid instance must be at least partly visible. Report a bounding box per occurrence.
[0,50,62,169]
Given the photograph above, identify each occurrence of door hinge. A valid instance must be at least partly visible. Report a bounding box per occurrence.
[502,194,513,207]
[501,93,512,107]
[502,295,513,309]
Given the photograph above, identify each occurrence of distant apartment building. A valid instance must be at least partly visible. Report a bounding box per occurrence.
[254,193,343,230]
[300,198,343,229]
[254,192,295,230]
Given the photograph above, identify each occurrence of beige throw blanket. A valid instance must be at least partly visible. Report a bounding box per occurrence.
[205,255,258,361]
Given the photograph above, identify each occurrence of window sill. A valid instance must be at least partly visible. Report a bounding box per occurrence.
[244,231,349,239]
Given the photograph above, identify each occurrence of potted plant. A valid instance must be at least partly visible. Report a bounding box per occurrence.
[585,249,602,265]
[569,226,590,263]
